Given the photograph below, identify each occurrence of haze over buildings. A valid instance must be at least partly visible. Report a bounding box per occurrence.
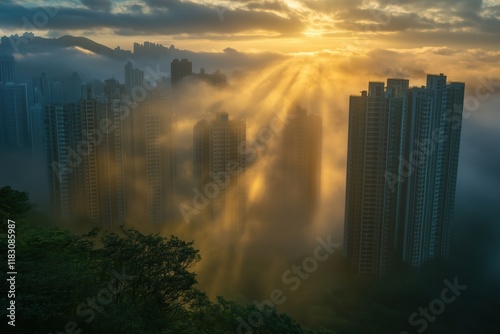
[281,105,322,224]
[193,112,246,232]
[22,58,177,226]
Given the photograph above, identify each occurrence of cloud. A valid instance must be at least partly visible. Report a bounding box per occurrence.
[0,1,303,38]
[0,0,498,49]
[223,47,238,54]
[81,0,112,12]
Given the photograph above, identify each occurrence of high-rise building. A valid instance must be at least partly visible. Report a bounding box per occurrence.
[29,103,45,161]
[44,77,174,226]
[63,72,83,104]
[45,72,83,105]
[400,75,465,268]
[193,112,246,232]
[44,104,85,220]
[78,90,128,227]
[0,56,15,84]
[0,60,47,164]
[124,90,176,225]
[281,105,322,224]
[197,68,227,87]
[194,119,210,192]
[27,73,51,161]
[344,74,465,275]
[0,56,31,152]
[124,62,144,95]
[0,83,30,151]
[171,58,192,86]
[98,94,129,228]
[133,41,166,58]
[80,98,101,224]
[104,78,124,100]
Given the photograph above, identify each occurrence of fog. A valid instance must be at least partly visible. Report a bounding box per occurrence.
[161,52,500,308]
[1,45,499,328]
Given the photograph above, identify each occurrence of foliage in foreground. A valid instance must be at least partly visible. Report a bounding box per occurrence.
[0,186,314,334]
[1,186,499,334]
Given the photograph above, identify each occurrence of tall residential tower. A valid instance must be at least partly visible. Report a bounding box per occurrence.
[281,105,322,224]
[344,74,465,275]
[193,112,246,232]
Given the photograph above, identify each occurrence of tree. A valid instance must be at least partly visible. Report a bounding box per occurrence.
[86,227,202,333]
[0,188,318,333]
[0,186,31,232]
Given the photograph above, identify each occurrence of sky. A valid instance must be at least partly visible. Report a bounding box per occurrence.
[0,0,499,53]
[0,0,499,317]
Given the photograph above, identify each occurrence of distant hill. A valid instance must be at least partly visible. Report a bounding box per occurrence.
[54,35,116,56]
[0,34,125,59]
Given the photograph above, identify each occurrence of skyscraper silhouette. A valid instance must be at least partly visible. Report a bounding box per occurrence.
[0,56,31,152]
[0,56,15,85]
[171,58,192,86]
[124,62,144,95]
[281,105,322,224]
[344,74,465,275]
[43,69,176,226]
[124,90,176,225]
[44,103,85,220]
[0,84,30,151]
[78,88,128,227]
[193,112,246,232]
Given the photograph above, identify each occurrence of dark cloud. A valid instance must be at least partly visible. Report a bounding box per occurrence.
[326,0,499,47]
[143,0,183,8]
[0,1,303,37]
[126,4,144,14]
[367,0,500,34]
[244,0,286,12]
[330,1,500,36]
[223,47,238,54]
[81,0,112,12]
[394,0,482,12]
[336,10,438,32]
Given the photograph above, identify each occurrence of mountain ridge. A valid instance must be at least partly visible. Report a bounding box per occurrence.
[0,34,170,59]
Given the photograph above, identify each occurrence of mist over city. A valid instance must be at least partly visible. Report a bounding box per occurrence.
[0,1,499,333]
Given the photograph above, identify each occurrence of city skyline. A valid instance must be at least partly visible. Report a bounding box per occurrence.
[0,45,497,236]
[15,58,178,226]
[0,1,499,332]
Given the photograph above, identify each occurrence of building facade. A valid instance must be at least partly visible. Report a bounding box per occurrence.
[344,74,465,275]
[193,112,246,232]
